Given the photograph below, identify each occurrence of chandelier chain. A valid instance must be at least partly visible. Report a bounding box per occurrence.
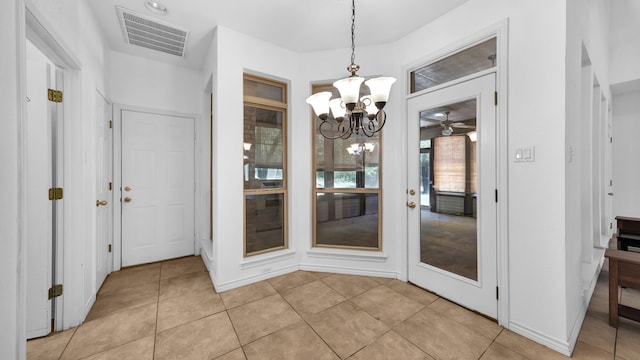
[350,0,356,67]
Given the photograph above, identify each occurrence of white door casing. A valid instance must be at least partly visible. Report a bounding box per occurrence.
[121,110,195,266]
[96,92,113,289]
[407,73,497,318]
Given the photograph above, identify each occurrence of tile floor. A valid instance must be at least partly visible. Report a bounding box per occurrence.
[27,256,640,359]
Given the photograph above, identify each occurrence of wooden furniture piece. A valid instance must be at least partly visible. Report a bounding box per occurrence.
[615,216,640,251]
[604,248,640,327]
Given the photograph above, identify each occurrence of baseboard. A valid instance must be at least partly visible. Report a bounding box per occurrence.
[299,263,399,280]
[199,239,213,272]
[82,294,96,322]
[212,265,300,292]
[508,321,571,356]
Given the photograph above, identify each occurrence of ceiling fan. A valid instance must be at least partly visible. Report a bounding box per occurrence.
[440,111,475,136]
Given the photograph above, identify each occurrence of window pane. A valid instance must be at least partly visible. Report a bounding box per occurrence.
[411,38,496,93]
[243,78,284,102]
[244,106,284,190]
[315,136,379,189]
[434,136,466,192]
[245,193,285,254]
[316,193,378,248]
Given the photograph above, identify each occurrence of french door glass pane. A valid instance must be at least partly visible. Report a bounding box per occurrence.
[419,100,478,280]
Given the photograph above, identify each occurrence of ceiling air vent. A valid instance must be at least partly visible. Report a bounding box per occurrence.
[117,6,189,57]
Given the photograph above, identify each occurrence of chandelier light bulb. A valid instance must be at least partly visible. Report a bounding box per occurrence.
[329,98,347,120]
[333,76,364,108]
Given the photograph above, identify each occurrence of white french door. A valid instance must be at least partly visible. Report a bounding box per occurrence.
[407,74,497,318]
[95,92,113,289]
[121,110,195,266]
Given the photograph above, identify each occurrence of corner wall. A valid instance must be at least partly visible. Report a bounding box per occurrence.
[392,0,570,352]
[564,0,611,350]
[1,1,26,358]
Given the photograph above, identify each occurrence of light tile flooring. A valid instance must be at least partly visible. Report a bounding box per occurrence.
[27,256,640,359]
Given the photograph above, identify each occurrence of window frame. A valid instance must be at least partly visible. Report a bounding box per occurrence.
[311,83,382,251]
[243,73,288,257]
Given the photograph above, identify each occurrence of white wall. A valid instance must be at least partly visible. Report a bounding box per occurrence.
[1,1,26,358]
[610,0,640,85]
[391,0,570,352]
[564,0,611,349]
[613,89,640,218]
[110,51,202,115]
[209,26,303,291]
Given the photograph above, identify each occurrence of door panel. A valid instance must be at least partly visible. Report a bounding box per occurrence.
[25,58,53,339]
[408,74,497,318]
[96,91,112,289]
[121,110,195,266]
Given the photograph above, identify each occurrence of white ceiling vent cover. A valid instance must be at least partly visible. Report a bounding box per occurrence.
[117,6,189,57]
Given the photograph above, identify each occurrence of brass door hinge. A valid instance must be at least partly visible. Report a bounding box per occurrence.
[109,120,113,129]
[48,188,63,200]
[108,244,112,253]
[48,284,63,299]
[48,89,63,103]
[109,182,112,191]
[494,91,498,106]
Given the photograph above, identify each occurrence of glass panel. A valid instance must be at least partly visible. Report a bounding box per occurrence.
[316,192,378,248]
[315,136,379,189]
[411,38,496,93]
[243,106,284,190]
[245,193,285,254]
[419,100,478,280]
[420,152,430,207]
[243,78,284,102]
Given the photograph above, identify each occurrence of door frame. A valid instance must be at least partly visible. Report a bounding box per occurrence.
[400,19,510,326]
[113,104,201,271]
[95,89,113,288]
[23,4,84,332]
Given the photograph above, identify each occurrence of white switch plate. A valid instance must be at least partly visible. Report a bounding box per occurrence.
[514,146,535,162]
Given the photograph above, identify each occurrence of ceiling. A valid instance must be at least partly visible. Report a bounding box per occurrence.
[87,0,470,70]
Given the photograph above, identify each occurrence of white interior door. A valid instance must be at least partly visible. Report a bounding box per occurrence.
[121,110,195,266]
[407,74,497,318]
[96,92,113,288]
[26,57,53,339]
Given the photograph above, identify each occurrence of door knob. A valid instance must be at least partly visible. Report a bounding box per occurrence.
[407,201,416,209]
[409,189,416,195]
[124,186,132,192]
[608,192,614,196]
[96,200,108,207]
[124,197,132,203]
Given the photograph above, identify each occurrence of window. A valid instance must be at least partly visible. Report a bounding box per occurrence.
[410,37,496,93]
[243,74,288,256]
[311,83,382,250]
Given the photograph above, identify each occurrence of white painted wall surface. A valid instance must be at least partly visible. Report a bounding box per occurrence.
[613,89,640,218]
[1,1,26,358]
[610,0,640,85]
[110,51,202,115]
[211,27,303,290]
[391,0,572,353]
[564,0,611,348]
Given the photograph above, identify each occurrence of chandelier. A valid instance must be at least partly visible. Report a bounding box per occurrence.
[346,142,375,155]
[306,0,396,140]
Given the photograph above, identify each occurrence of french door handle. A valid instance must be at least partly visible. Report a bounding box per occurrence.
[96,200,108,207]
[407,201,416,209]
[124,197,132,203]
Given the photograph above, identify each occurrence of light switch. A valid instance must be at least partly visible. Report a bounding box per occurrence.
[514,146,535,162]
[515,149,523,160]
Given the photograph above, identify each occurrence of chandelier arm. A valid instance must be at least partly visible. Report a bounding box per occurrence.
[318,119,352,140]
